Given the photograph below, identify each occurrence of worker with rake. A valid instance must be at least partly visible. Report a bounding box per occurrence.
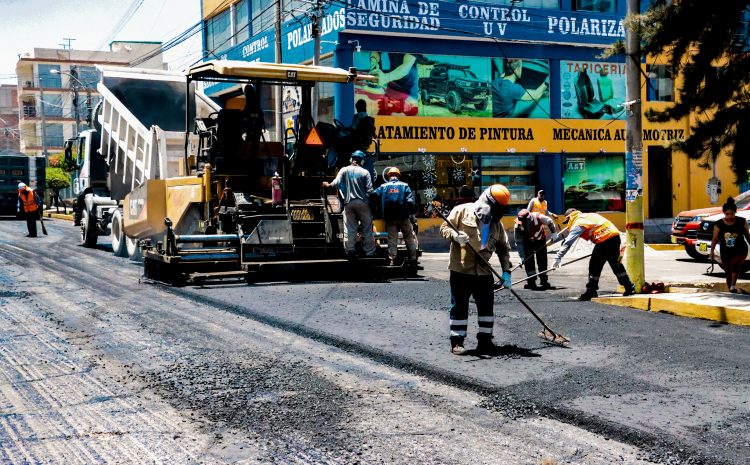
[514,208,560,290]
[554,208,636,301]
[440,184,512,356]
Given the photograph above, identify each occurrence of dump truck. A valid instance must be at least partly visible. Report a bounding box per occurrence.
[67,60,420,284]
[65,66,220,258]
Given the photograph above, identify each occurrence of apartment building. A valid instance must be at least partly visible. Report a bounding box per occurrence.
[15,41,165,158]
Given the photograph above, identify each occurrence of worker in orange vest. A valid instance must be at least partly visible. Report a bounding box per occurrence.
[527,189,557,218]
[554,208,635,300]
[17,182,42,237]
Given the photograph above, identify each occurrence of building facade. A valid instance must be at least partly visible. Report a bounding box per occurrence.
[200,0,737,227]
[0,85,20,151]
[15,42,165,158]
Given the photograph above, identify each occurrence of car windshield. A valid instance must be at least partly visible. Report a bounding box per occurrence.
[448,69,469,79]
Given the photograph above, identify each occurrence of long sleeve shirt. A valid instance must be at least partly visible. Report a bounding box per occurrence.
[329,164,373,205]
[439,203,511,276]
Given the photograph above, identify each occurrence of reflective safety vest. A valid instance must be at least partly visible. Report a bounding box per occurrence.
[523,212,546,241]
[574,213,619,244]
[18,187,39,214]
[529,198,547,214]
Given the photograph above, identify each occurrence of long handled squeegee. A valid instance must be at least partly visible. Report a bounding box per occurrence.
[435,207,570,347]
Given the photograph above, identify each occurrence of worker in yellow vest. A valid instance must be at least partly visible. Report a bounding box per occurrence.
[17,182,42,238]
[553,208,635,300]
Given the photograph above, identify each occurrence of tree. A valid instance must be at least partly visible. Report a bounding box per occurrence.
[638,0,750,182]
[46,167,71,192]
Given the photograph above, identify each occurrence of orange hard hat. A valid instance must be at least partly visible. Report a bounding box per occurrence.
[387,167,401,177]
[489,184,511,206]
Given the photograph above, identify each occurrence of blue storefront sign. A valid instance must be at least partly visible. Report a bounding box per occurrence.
[342,0,624,45]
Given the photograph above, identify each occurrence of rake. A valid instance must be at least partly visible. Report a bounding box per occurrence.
[435,207,570,347]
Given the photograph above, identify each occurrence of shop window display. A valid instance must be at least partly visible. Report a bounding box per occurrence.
[563,154,625,212]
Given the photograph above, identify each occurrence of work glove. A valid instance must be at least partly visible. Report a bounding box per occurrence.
[550,232,560,243]
[501,271,512,289]
[451,230,470,246]
[553,258,562,269]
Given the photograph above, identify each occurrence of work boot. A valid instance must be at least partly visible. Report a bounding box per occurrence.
[524,281,539,290]
[622,285,636,297]
[578,289,598,301]
[450,337,467,356]
[538,281,551,290]
[475,335,500,356]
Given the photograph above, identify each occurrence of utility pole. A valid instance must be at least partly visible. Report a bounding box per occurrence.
[274,0,283,142]
[39,75,48,159]
[625,0,645,292]
[71,65,80,136]
[311,0,323,121]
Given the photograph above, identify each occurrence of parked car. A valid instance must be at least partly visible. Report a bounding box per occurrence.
[419,64,489,113]
[671,190,750,261]
[693,209,750,272]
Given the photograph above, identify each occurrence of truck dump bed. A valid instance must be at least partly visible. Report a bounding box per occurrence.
[96,66,219,201]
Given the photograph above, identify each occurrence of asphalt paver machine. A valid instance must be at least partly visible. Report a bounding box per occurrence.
[139,60,421,285]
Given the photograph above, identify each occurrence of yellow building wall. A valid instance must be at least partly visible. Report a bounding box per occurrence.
[203,0,230,19]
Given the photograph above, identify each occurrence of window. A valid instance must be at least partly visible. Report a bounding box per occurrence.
[205,8,232,56]
[75,66,100,89]
[472,0,561,8]
[234,0,249,44]
[479,155,537,215]
[42,95,63,117]
[563,154,625,212]
[283,0,307,20]
[251,0,274,36]
[573,0,616,13]
[646,64,673,102]
[38,65,62,88]
[44,123,64,148]
[318,57,335,124]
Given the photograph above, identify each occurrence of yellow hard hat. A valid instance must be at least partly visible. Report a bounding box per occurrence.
[563,208,580,224]
[387,167,401,177]
[489,184,510,206]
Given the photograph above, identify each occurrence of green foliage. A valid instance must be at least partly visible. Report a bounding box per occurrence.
[46,167,71,191]
[48,152,77,172]
[639,0,750,182]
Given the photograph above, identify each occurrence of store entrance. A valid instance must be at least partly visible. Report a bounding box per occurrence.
[647,146,672,218]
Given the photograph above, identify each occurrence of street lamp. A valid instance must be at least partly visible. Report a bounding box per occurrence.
[50,68,86,136]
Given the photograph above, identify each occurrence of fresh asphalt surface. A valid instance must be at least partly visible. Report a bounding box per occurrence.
[1,216,749,464]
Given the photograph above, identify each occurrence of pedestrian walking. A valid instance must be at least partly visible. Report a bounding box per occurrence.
[373,167,418,265]
[527,189,556,218]
[17,182,42,238]
[440,184,512,356]
[322,150,377,258]
[553,208,635,301]
[709,197,750,293]
[514,209,560,290]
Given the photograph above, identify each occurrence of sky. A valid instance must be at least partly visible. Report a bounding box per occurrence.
[0,0,203,85]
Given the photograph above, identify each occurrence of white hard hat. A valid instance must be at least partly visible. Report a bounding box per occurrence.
[17,182,26,189]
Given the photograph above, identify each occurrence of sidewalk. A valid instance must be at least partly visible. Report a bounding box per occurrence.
[563,243,750,326]
[42,208,73,221]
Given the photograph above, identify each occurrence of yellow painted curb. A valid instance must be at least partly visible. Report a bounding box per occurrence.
[44,213,73,221]
[647,244,683,251]
[594,294,750,326]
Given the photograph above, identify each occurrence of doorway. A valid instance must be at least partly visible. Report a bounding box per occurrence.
[647,146,672,218]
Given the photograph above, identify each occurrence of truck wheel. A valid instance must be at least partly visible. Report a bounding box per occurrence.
[126,235,142,261]
[685,244,708,261]
[420,89,430,105]
[81,209,98,248]
[474,99,488,111]
[110,209,128,257]
[446,90,462,113]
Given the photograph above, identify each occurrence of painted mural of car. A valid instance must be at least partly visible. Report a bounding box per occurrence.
[419,64,489,113]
